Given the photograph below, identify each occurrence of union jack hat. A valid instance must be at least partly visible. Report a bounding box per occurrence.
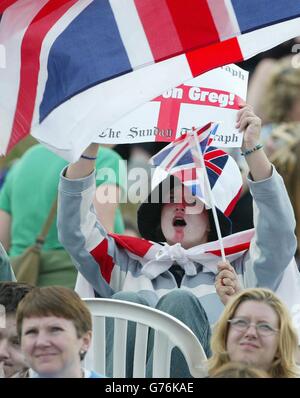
[137,167,232,243]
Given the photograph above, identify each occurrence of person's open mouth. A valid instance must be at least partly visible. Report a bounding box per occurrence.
[172,216,187,227]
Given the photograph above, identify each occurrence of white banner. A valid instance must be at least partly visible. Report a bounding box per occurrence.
[94,64,248,147]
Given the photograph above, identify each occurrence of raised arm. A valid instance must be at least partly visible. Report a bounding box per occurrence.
[65,143,99,179]
[236,103,272,181]
[58,144,130,297]
[237,104,297,289]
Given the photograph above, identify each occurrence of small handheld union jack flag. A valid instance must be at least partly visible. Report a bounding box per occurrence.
[151,123,213,206]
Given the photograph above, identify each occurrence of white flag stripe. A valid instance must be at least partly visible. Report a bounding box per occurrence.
[0,0,49,153]
[239,17,300,59]
[109,0,154,69]
[207,0,238,40]
[210,157,242,214]
[224,0,241,35]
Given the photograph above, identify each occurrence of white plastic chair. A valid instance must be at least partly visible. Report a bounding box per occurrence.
[83,298,207,378]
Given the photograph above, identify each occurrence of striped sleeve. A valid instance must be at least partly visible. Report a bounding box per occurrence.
[244,166,297,290]
[57,167,130,297]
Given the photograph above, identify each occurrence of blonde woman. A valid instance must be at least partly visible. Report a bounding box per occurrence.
[208,288,299,378]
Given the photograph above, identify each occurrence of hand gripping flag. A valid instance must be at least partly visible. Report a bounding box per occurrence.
[150,123,242,217]
[1,0,300,161]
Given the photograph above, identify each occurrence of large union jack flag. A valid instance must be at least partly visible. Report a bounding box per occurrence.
[0,0,300,161]
[150,123,242,216]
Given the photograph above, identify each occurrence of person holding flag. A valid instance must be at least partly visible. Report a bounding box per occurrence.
[57,103,297,377]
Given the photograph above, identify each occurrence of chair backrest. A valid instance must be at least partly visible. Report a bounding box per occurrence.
[83,298,207,378]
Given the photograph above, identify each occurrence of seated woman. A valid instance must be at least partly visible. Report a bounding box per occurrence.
[207,288,300,378]
[16,286,104,378]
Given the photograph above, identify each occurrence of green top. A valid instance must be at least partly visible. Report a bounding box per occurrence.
[0,145,126,257]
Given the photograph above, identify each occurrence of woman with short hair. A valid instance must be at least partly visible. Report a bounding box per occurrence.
[16,286,104,378]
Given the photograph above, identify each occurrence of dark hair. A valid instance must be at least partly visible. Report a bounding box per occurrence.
[138,173,232,242]
[0,282,34,314]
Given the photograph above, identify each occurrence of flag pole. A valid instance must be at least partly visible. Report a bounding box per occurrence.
[191,128,226,262]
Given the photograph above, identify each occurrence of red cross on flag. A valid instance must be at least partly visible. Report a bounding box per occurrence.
[95,63,248,148]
